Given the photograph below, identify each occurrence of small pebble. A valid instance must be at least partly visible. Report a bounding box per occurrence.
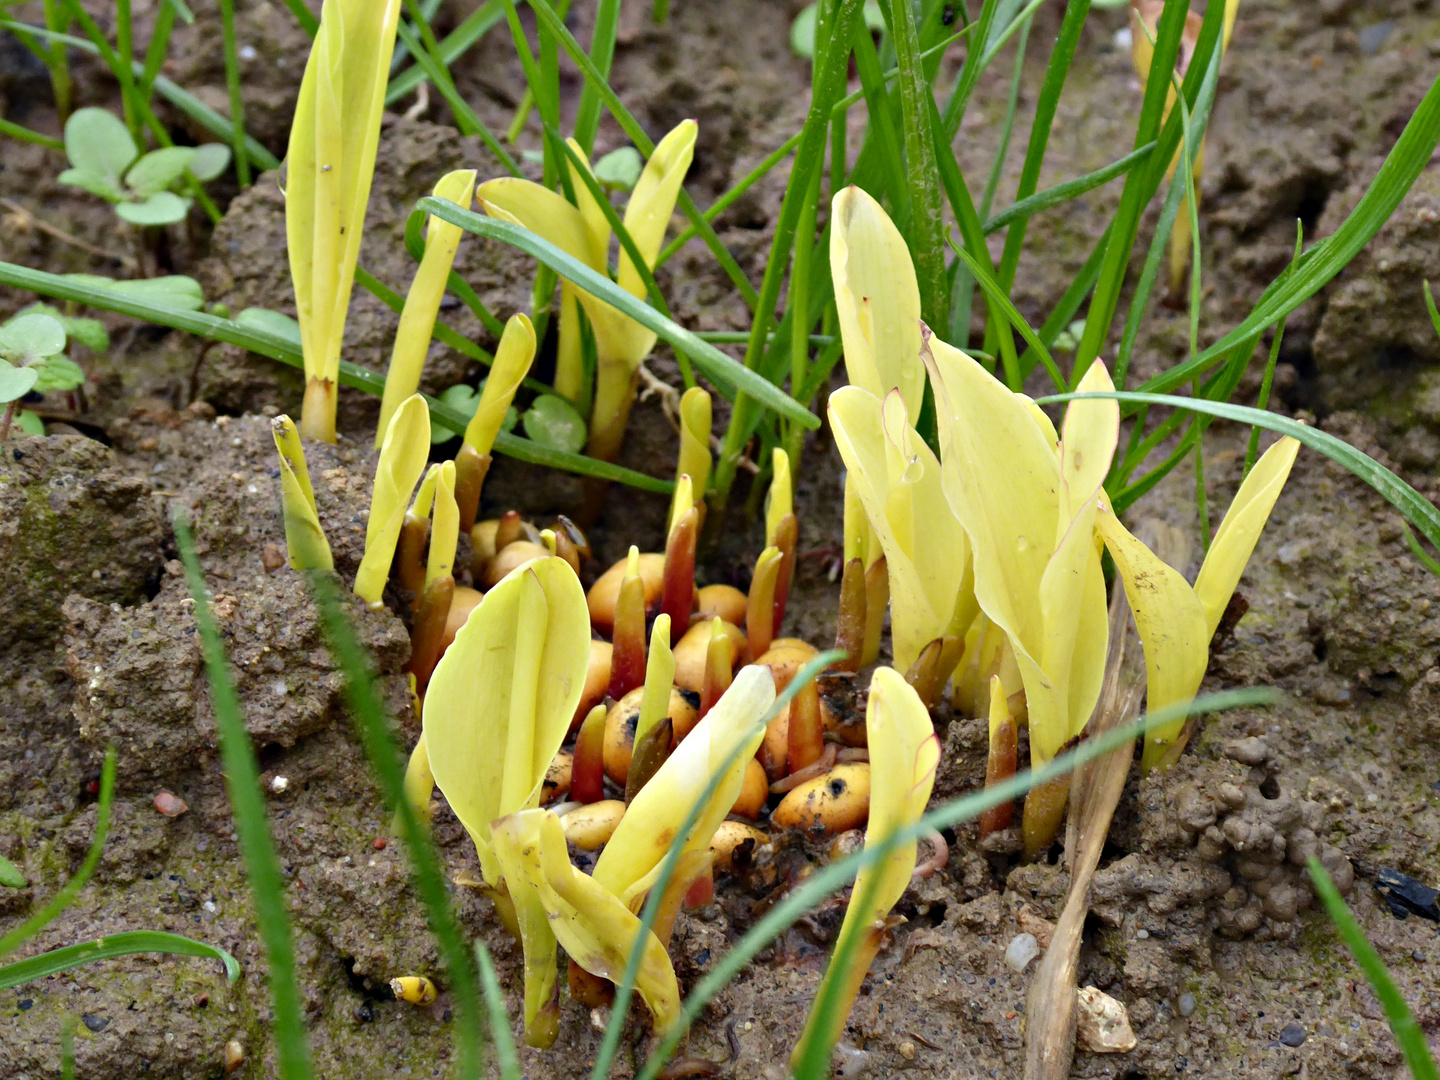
[270,775,289,794]
[224,1039,245,1073]
[153,791,188,817]
[81,1013,109,1032]
[1135,929,1149,940]
[1004,933,1040,973]
[373,837,388,851]
[1279,1023,1307,1047]
[1178,993,1197,1017]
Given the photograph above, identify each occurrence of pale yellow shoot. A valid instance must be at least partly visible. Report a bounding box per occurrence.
[617,121,698,304]
[829,385,969,673]
[272,415,333,570]
[829,186,924,421]
[354,395,430,607]
[464,313,537,457]
[400,732,435,824]
[793,668,938,1065]
[1193,435,1300,637]
[675,387,712,513]
[766,448,793,548]
[594,665,774,910]
[408,463,441,527]
[489,809,560,1047]
[285,0,402,442]
[426,461,458,588]
[635,614,675,745]
[668,475,694,540]
[494,809,681,1033]
[1094,508,1207,758]
[424,556,589,884]
[376,169,478,445]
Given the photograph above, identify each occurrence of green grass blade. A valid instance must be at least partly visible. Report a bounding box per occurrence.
[174,514,312,1080]
[949,238,1067,392]
[474,942,520,1080]
[0,260,672,492]
[310,576,484,1080]
[418,197,818,429]
[277,0,318,36]
[217,0,249,184]
[1112,152,1188,389]
[1071,0,1217,382]
[882,0,948,328]
[594,651,848,1080]
[639,686,1277,1080]
[1144,70,1440,398]
[850,20,911,217]
[386,0,502,104]
[1039,390,1440,551]
[0,748,115,958]
[522,0,760,312]
[0,931,241,991]
[978,9,1032,220]
[939,0,1001,137]
[400,213,509,342]
[0,116,62,149]
[1307,859,1440,1080]
[571,0,620,154]
[985,142,1154,235]
[396,14,519,175]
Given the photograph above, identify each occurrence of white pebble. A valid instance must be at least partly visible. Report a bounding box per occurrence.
[1178,992,1197,1017]
[270,775,289,793]
[1005,933,1040,973]
[239,45,257,61]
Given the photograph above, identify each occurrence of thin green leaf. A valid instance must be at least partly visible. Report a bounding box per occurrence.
[0,931,241,991]
[310,576,485,1080]
[1307,859,1440,1080]
[949,239,1067,392]
[474,941,521,1080]
[984,142,1154,235]
[571,0,620,154]
[418,197,819,430]
[174,515,312,1080]
[0,260,673,492]
[0,748,114,958]
[387,0,503,104]
[1040,390,1440,552]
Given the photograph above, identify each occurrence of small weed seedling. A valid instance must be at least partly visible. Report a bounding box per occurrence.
[0,311,83,438]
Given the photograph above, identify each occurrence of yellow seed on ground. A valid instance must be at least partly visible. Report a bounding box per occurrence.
[587,552,665,633]
[710,820,769,871]
[561,799,627,849]
[390,976,438,1006]
[771,763,870,836]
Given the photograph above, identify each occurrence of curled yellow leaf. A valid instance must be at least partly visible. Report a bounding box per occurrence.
[354,394,430,606]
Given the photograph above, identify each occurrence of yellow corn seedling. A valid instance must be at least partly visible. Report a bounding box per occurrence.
[1129,0,1241,292]
[592,665,774,911]
[285,0,403,442]
[377,169,478,445]
[492,808,682,1035]
[425,461,458,588]
[926,335,1298,851]
[829,385,974,676]
[354,394,430,607]
[477,121,697,463]
[271,414,332,570]
[635,614,676,746]
[792,667,938,1068]
[423,554,588,1046]
[454,312,536,531]
[670,386,711,532]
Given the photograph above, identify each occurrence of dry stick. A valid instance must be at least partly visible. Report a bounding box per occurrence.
[0,197,138,270]
[1023,578,1146,1080]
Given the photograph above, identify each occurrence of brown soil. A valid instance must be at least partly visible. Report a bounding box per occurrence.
[5,1,1440,1078]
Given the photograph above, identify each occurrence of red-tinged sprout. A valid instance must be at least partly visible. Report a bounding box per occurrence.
[406,575,455,693]
[904,634,964,709]
[608,548,647,700]
[862,557,889,668]
[746,546,783,660]
[699,617,733,719]
[786,674,825,775]
[556,515,591,562]
[911,828,950,881]
[661,506,699,637]
[571,704,607,804]
[623,717,673,802]
[553,528,581,574]
[452,443,491,533]
[494,509,525,553]
[684,868,714,909]
[396,516,430,594]
[832,557,867,673]
[770,513,799,633]
[979,723,1017,839]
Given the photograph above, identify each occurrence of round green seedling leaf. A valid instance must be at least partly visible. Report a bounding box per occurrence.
[15,410,44,437]
[57,167,124,202]
[18,303,110,353]
[63,107,138,189]
[126,146,197,196]
[0,312,66,364]
[236,307,302,350]
[0,853,24,888]
[433,383,518,444]
[522,394,587,454]
[594,146,643,193]
[116,191,191,226]
[0,363,39,403]
[33,356,85,393]
[188,143,232,183]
